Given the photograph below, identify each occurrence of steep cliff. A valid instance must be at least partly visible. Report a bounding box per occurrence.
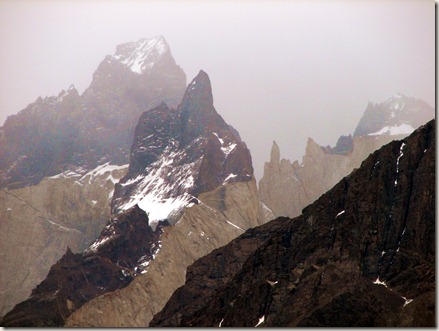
[151,119,435,327]
[259,94,434,218]
[1,71,268,327]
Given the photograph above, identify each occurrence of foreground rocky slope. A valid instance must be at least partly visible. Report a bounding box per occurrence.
[0,36,186,190]
[1,71,269,327]
[151,119,435,327]
[259,94,434,218]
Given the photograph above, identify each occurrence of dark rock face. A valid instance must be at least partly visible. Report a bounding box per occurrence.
[151,120,435,327]
[0,36,186,190]
[0,205,168,327]
[111,70,253,215]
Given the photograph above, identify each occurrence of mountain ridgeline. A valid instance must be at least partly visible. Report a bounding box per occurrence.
[1,70,268,327]
[0,36,186,190]
[151,119,435,327]
[259,93,434,219]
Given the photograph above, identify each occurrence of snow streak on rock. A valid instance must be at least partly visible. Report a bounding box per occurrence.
[116,142,202,230]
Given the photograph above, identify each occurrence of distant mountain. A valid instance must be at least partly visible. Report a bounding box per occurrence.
[259,95,434,218]
[1,71,269,327]
[0,36,186,190]
[354,93,433,137]
[151,119,435,327]
[0,36,185,318]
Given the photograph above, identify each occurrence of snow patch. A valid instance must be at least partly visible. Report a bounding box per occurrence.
[226,220,244,231]
[373,277,388,288]
[221,143,237,156]
[224,173,237,183]
[255,315,265,327]
[219,318,224,327]
[87,234,113,252]
[118,145,203,229]
[79,162,128,184]
[368,124,415,136]
[213,132,237,156]
[394,142,406,186]
[402,297,413,307]
[336,210,345,218]
[113,36,168,74]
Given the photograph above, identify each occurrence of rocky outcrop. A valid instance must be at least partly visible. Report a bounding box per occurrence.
[111,70,254,225]
[65,179,264,327]
[0,205,161,327]
[259,95,434,218]
[260,135,404,218]
[1,70,268,327]
[0,36,186,190]
[0,164,127,318]
[151,119,435,327]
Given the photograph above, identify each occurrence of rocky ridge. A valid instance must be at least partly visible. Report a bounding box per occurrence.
[259,94,434,218]
[151,119,435,327]
[1,70,268,326]
[0,36,186,190]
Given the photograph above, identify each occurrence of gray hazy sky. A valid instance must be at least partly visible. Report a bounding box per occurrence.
[0,0,435,181]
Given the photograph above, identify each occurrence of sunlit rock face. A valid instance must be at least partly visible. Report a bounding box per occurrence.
[1,71,269,327]
[0,164,127,318]
[259,95,434,219]
[151,120,435,328]
[0,36,186,190]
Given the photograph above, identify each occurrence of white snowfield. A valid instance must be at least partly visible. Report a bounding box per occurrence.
[117,131,242,230]
[117,144,202,230]
[368,123,415,136]
[113,36,168,74]
[49,162,128,185]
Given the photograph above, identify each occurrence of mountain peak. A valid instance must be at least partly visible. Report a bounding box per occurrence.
[354,94,434,137]
[177,70,223,144]
[112,36,170,74]
[185,70,213,102]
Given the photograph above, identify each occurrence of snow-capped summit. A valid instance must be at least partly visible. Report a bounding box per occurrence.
[113,36,170,74]
[354,94,434,137]
[0,37,186,190]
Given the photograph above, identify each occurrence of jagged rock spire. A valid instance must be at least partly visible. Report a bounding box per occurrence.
[270,141,280,164]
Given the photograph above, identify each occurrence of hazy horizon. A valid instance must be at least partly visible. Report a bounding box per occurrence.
[0,0,435,181]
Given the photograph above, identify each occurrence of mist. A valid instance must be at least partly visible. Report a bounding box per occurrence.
[0,0,434,180]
